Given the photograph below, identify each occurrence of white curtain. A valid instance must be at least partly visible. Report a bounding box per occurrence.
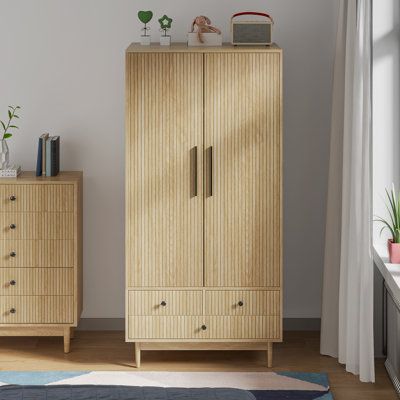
[321,0,375,383]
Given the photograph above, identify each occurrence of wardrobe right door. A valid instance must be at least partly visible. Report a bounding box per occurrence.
[204,51,282,289]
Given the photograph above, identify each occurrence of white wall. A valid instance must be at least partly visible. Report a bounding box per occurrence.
[0,0,338,319]
[373,0,400,244]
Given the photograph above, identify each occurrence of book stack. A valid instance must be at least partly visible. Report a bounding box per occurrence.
[0,165,21,178]
[36,134,60,177]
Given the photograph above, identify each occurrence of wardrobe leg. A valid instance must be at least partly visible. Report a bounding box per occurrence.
[135,343,141,368]
[267,342,273,368]
[63,327,71,354]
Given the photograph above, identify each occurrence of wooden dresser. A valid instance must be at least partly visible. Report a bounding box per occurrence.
[0,171,83,353]
[126,44,282,367]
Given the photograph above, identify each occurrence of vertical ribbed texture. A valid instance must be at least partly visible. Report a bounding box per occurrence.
[204,53,282,288]
[205,290,280,316]
[128,290,202,316]
[0,240,74,268]
[0,269,73,295]
[127,53,204,287]
[0,213,73,239]
[0,296,73,323]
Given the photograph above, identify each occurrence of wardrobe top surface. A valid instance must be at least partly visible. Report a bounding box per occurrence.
[126,43,282,53]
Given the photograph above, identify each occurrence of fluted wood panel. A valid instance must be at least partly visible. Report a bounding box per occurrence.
[0,296,74,323]
[204,53,282,288]
[128,316,204,339]
[128,290,202,316]
[0,185,73,212]
[0,269,73,295]
[205,316,280,339]
[205,290,280,316]
[126,52,203,287]
[0,240,74,268]
[0,213,74,239]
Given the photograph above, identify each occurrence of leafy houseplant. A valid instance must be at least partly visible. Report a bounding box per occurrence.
[0,106,21,169]
[375,186,400,263]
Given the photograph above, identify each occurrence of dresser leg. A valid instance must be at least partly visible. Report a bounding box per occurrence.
[135,343,141,368]
[63,327,71,354]
[267,342,273,368]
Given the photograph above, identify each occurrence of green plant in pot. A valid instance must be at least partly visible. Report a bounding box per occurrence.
[0,106,21,169]
[375,186,400,263]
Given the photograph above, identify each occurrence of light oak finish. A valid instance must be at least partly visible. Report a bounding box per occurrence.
[0,240,74,268]
[0,172,83,353]
[126,52,204,288]
[126,44,282,367]
[0,331,395,400]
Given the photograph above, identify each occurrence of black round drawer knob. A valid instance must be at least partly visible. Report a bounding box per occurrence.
[9,195,16,201]
[201,325,207,331]
[238,301,244,307]
[9,280,16,286]
[9,308,16,314]
[9,224,16,230]
[10,251,16,257]
[160,301,167,307]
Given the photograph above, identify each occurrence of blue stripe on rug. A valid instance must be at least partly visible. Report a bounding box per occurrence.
[0,371,89,385]
[276,372,330,388]
[250,390,332,400]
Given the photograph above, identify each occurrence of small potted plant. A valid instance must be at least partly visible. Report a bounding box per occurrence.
[0,106,21,169]
[158,14,173,46]
[375,185,400,263]
[138,10,153,45]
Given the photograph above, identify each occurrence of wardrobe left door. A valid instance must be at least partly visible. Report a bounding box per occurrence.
[126,52,204,287]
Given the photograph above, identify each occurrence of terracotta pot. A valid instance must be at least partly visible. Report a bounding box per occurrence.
[388,239,400,263]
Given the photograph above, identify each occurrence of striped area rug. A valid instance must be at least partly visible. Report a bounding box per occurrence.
[0,371,333,399]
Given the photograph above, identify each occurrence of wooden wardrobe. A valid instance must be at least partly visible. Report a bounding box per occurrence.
[125,43,282,367]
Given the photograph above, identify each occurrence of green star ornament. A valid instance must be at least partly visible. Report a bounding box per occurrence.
[158,15,173,30]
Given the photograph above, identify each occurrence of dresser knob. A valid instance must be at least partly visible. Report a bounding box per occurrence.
[9,251,16,257]
[9,224,16,230]
[9,195,16,201]
[238,301,244,307]
[9,308,16,314]
[201,325,207,331]
[9,280,16,286]
[160,301,167,307]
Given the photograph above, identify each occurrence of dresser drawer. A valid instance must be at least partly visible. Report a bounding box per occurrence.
[0,269,73,295]
[0,213,74,239]
[128,290,202,316]
[204,316,281,340]
[0,240,74,268]
[205,290,280,316]
[128,316,206,339]
[0,185,74,212]
[0,296,74,323]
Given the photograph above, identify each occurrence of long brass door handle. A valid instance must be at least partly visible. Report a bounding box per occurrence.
[206,146,213,197]
[190,146,198,197]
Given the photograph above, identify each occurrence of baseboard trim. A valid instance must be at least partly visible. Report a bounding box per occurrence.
[77,318,321,331]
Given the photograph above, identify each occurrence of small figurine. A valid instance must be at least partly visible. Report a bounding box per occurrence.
[138,10,153,45]
[191,16,221,43]
[158,14,173,46]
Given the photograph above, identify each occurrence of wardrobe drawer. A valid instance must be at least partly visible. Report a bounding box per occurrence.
[205,290,280,316]
[0,269,73,295]
[0,295,74,324]
[128,290,202,316]
[204,316,281,340]
[0,240,74,268]
[128,316,206,339]
[0,185,74,212]
[0,213,74,239]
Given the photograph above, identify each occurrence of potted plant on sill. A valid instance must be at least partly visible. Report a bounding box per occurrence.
[375,185,400,263]
[0,105,21,169]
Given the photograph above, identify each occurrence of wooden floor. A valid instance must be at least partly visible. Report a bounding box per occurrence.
[0,331,396,399]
